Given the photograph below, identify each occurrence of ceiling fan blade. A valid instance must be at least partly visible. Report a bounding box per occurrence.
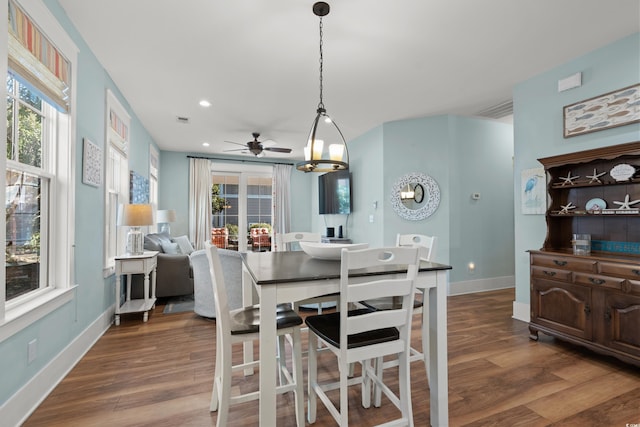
[264,147,292,153]
[223,148,249,152]
[224,140,248,147]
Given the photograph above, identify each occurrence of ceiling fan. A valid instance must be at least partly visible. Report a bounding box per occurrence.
[224,132,292,157]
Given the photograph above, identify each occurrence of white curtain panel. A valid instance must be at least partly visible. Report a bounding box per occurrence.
[272,164,292,252]
[189,158,212,250]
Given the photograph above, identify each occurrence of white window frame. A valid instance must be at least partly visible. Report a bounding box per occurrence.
[103,90,130,277]
[1,0,78,342]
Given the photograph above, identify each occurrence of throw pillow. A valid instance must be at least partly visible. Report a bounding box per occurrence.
[173,235,195,255]
[161,242,181,254]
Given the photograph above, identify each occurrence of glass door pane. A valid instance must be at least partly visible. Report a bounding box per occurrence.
[247,176,272,252]
[212,174,239,250]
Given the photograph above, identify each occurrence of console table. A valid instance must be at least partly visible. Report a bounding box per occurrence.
[114,251,158,325]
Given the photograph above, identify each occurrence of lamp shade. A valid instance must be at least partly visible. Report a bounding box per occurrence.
[156,209,176,223]
[118,204,153,227]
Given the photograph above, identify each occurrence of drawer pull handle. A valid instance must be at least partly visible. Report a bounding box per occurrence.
[584,305,591,315]
[543,270,556,277]
[633,269,640,276]
[553,260,567,266]
[588,277,605,285]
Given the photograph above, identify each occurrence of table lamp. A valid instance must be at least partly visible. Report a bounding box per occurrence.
[156,209,176,235]
[119,204,153,255]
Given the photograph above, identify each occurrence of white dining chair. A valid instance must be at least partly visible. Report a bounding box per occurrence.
[205,243,305,427]
[306,246,420,426]
[276,231,338,314]
[360,233,437,389]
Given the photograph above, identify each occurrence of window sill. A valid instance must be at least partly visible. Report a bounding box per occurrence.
[0,286,77,343]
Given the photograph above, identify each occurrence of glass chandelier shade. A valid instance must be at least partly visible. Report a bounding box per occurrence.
[296,2,349,173]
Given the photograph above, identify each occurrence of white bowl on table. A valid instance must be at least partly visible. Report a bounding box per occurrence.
[299,241,369,260]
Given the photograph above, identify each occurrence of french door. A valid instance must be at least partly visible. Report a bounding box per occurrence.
[211,164,272,252]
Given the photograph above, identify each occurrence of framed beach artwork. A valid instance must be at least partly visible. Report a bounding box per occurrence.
[521,167,546,215]
[563,84,640,138]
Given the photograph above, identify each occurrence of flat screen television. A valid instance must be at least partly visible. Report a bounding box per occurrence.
[318,170,352,214]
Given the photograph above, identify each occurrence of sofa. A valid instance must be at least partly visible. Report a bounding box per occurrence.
[131,233,194,299]
[192,247,246,318]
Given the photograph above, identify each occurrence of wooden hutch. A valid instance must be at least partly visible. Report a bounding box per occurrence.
[529,141,640,366]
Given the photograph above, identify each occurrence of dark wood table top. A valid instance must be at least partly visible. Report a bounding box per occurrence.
[241,250,452,285]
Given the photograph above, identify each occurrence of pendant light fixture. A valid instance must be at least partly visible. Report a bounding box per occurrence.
[297,2,349,173]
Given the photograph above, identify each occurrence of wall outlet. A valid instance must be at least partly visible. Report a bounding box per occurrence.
[28,339,37,364]
[369,214,374,223]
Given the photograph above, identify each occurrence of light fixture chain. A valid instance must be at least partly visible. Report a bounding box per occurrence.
[318,16,324,110]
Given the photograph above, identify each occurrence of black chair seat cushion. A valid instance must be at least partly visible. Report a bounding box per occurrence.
[230,303,301,335]
[305,308,399,349]
[360,296,423,311]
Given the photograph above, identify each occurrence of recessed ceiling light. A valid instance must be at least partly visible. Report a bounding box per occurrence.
[202,142,210,147]
[199,100,211,107]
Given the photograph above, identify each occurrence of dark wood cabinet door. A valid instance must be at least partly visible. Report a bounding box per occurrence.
[602,292,640,357]
[531,279,593,340]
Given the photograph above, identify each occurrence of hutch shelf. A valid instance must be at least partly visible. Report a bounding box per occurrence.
[529,141,640,367]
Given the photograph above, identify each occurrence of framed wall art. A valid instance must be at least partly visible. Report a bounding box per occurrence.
[82,138,102,187]
[563,83,640,138]
[129,170,149,203]
[521,167,546,215]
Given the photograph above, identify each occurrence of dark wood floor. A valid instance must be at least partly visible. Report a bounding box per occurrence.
[24,289,640,426]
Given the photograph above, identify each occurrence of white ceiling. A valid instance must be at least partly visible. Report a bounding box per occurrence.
[58,0,639,161]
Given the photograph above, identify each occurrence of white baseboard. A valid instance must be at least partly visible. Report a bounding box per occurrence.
[448,275,515,296]
[512,300,530,322]
[0,305,114,427]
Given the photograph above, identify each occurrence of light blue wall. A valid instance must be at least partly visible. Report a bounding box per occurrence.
[513,32,640,306]
[345,114,513,283]
[0,0,160,408]
[449,116,514,282]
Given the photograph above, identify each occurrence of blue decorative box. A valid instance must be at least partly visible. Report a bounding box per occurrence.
[591,240,640,255]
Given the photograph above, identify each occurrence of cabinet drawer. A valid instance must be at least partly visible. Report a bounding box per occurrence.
[531,253,596,272]
[531,266,572,282]
[598,261,640,279]
[120,260,145,274]
[627,280,640,296]
[573,272,625,290]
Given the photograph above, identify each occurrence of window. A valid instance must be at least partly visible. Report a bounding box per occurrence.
[103,90,129,276]
[2,0,77,336]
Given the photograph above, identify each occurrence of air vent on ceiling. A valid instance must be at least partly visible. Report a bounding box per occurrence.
[476,100,513,119]
[176,116,190,124]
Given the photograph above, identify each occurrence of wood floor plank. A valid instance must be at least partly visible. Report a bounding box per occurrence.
[22,288,640,426]
[525,370,640,422]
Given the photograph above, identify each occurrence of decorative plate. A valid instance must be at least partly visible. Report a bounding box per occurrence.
[586,198,607,211]
[610,164,636,181]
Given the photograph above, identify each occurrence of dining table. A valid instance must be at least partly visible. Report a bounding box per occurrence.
[240,250,452,426]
